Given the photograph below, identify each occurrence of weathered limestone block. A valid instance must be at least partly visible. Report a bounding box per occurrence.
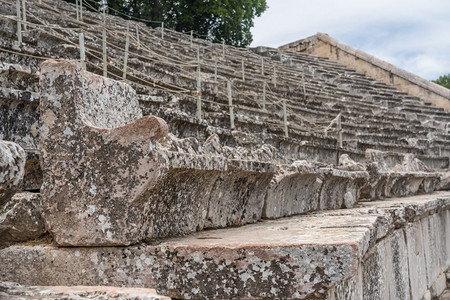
[0,192,45,247]
[337,154,365,172]
[319,168,368,210]
[263,157,368,219]
[263,160,322,218]
[362,149,440,200]
[144,148,276,238]
[39,60,168,246]
[0,140,26,206]
[0,91,40,150]
[437,171,450,191]
[0,281,171,299]
[204,162,274,228]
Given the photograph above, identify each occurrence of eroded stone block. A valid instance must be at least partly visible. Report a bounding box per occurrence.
[0,192,45,247]
[363,149,440,200]
[0,140,26,206]
[263,159,368,219]
[263,160,322,218]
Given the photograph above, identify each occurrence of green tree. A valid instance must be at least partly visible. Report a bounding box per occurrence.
[81,0,267,47]
[162,0,267,47]
[432,74,450,89]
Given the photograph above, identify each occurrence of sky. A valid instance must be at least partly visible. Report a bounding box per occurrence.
[250,0,450,80]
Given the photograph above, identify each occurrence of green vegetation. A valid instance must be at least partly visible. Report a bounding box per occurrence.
[432,74,450,89]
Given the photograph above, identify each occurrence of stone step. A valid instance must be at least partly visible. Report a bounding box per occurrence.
[1,191,449,299]
[0,282,171,300]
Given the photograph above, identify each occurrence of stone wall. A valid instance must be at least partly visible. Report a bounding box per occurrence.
[280,33,450,111]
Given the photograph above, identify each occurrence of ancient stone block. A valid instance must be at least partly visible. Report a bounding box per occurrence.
[319,168,368,210]
[363,149,440,200]
[263,159,368,219]
[144,151,275,239]
[361,240,388,300]
[0,192,45,247]
[39,60,168,246]
[385,229,410,300]
[0,140,26,207]
[263,160,322,218]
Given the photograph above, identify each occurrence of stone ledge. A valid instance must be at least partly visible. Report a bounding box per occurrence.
[1,192,449,299]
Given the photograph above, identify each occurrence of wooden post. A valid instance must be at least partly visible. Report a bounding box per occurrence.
[196,65,202,119]
[16,0,22,43]
[79,33,86,70]
[79,0,83,21]
[227,81,235,129]
[214,59,217,82]
[75,0,79,21]
[262,82,266,110]
[261,58,264,75]
[22,0,26,32]
[241,59,245,82]
[273,66,277,88]
[136,24,140,49]
[302,73,306,100]
[222,41,225,56]
[190,30,193,47]
[197,47,200,63]
[283,100,288,137]
[122,23,129,79]
[161,22,164,39]
[102,29,107,77]
[337,114,343,148]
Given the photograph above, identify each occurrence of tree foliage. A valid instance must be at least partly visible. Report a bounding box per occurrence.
[79,0,267,47]
[432,74,450,90]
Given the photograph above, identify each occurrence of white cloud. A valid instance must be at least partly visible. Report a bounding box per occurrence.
[251,0,450,80]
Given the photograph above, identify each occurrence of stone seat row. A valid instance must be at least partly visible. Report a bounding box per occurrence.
[1,64,448,167]
[264,48,450,117]
[1,56,448,175]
